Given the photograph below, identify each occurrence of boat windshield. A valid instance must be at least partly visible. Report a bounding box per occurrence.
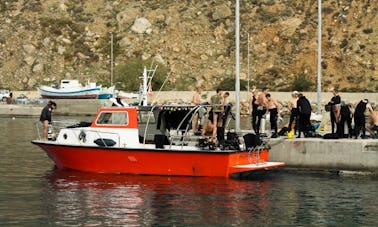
[96,111,128,125]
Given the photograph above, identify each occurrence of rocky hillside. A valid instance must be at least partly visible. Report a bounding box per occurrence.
[0,0,377,92]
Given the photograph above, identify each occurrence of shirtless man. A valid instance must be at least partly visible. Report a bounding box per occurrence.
[192,87,202,105]
[192,87,203,133]
[367,105,378,137]
[288,91,299,132]
[266,93,281,138]
[254,87,269,134]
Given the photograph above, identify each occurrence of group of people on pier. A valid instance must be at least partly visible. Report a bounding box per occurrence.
[249,88,313,138]
[325,87,378,139]
[191,87,378,142]
[250,87,378,139]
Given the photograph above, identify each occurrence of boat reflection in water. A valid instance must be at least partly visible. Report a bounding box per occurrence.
[44,170,273,226]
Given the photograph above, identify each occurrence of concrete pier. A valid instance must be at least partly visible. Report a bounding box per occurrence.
[269,138,378,174]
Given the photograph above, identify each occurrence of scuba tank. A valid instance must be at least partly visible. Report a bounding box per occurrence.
[47,124,53,140]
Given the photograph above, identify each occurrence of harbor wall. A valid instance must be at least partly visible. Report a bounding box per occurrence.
[269,138,378,173]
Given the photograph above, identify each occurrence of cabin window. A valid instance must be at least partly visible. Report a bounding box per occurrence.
[96,112,128,125]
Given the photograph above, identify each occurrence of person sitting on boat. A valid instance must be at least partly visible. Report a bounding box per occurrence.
[201,113,217,144]
[39,100,57,141]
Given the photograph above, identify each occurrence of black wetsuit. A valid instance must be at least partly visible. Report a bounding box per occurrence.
[251,96,258,132]
[337,104,353,138]
[329,95,341,133]
[255,106,266,134]
[288,107,299,132]
[297,96,312,138]
[353,100,367,138]
[269,108,278,135]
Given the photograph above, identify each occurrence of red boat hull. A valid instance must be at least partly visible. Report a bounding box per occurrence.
[33,142,284,177]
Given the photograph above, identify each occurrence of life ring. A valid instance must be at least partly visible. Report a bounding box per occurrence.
[78,130,87,143]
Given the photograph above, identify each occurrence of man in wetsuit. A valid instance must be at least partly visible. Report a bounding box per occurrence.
[353,99,370,139]
[296,93,312,138]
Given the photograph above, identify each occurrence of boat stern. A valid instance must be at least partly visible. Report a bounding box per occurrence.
[227,149,285,175]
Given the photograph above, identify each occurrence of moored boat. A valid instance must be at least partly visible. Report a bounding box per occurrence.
[37,80,101,99]
[31,103,284,177]
[98,86,115,99]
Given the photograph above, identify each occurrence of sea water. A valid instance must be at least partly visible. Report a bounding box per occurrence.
[0,117,377,226]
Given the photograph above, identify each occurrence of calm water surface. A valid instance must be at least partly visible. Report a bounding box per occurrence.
[1,117,377,226]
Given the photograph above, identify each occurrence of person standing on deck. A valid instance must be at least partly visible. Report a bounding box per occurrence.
[248,89,259,133]
[191,87,204,133]
[210,88,224,140]
[40,101,57,141]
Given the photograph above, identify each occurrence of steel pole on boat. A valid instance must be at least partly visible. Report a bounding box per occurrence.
[142,66,148,106]
[316,0,322,114]
[110,33,114,86]
[235,0,241,132]
[247,33,250,93]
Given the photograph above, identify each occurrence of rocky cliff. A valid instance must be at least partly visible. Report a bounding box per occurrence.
[0,0,377,92]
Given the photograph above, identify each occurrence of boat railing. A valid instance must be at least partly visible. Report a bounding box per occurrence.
[68,128,121,147]
[165,103,233,149]
[34,120,79,141]
[139,103,236,149]
[34,121,121,147]
[170,105,203,147]
[246,134,271,165]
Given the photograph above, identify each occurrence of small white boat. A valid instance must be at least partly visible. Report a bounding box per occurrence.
[98,86,115,99]
[116,90,138,99]
[38,80,101,99]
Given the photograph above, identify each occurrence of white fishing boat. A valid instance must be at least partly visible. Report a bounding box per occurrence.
[116,90,138,99]
[38,80,101,99]
[98,86,115,99]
